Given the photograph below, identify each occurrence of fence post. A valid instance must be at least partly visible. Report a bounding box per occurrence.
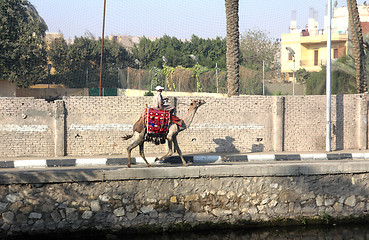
[273,96,285,152]
[54,100,65,157]
[357,95,368,150]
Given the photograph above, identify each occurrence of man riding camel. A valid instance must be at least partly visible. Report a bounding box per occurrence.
[153,86,175,113]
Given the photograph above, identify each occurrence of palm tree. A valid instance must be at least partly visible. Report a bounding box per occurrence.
[225,0,240,97]
[346,0,367,93]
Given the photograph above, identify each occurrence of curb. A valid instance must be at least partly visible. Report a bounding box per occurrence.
[0,158,129,169]
[0,156,219,169]
[1,152,368,169]
[222,152,369,162]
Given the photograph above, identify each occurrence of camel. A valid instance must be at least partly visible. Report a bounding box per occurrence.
[122,99,206,168]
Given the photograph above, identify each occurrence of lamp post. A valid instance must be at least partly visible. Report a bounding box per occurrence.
[99,0,106,96]
[190,54,198,63]
[135,59,141,89]
[162,56,168,90]
[86,67,89,88]
[326,0,332,152]
[262,60,265,95]
[162,56,168,64]
[47,64,51,89]
[286,47,295,96]
[117,67,120,88]
[190,54,199,92]
[216,63,219,94]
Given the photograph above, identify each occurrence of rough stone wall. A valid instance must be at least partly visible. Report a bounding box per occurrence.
[0,173,368,235]
[0,94,368,157]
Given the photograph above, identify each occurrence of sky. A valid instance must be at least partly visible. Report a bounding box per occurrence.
[29,0,367,40]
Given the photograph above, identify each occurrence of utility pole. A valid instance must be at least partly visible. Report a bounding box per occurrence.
[99,0,106,96]
[262,60,265,95]
[326,0,332,152]
[216,63,219,93]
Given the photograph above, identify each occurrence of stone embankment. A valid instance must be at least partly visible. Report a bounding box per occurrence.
[0,161,369,236]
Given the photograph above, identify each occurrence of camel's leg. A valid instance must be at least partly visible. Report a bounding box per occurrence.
[173,136,187,167]
[127,141,140,168]
[139,142,152,167]
[126,132,145,168]
[155,138,174,162]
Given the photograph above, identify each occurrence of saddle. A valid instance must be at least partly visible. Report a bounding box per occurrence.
[147,108,170,135]
[134,108,183,145]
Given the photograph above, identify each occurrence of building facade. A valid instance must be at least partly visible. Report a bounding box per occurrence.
[281,4,369,80]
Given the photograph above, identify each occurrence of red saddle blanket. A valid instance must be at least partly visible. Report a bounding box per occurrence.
[145,108,183,134]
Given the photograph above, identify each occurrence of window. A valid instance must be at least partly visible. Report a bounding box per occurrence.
[334,49,338,59]
[314,50,318,66]
[288,52,293,61]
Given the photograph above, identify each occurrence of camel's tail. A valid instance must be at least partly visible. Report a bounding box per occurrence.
[122,134,133,140]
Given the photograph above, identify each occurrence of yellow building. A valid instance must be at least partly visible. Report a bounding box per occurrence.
[280,4,369,80]
[281,31,348,77]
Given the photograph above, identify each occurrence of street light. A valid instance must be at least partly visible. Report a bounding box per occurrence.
[190,54,198,63]
[47,64,52,89]
[286,47,295,96]
[190,54,199,92]
[326,0,332,152]
[262,60,265,95]
[117,67,120,88]
[162,56,168,90]
[216,63,219,93]
[162,56,168,64]
[135,59,141,89]
[134,59,141,66]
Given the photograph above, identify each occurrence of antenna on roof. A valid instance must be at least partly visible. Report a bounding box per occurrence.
[291,10,296,21]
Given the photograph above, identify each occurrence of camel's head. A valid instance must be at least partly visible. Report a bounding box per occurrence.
[189,99,206,110]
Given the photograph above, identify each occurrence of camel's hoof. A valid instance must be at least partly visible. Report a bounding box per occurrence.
[154,157,160,162]
[127,164,131,168]
[147,164,153,168]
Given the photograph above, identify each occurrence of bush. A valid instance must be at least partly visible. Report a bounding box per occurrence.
[144,90,154,96]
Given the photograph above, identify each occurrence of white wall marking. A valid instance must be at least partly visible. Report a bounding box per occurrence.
[69,124,132,131]
[0,124,48,132]
[190,123,263,130]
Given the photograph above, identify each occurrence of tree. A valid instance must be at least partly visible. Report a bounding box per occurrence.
[347,0,367,93]
[295,68,310,84]
[305,66,356,95]
[0,0,48,87]
[131,35,226,70]
[225,0,240,97]
[47,34,131,88]
[240,29,280,71]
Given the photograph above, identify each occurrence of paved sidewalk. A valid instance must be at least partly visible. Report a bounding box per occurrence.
[1,150,369,169]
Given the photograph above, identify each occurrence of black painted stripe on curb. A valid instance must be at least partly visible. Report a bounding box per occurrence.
[106,158,129,166]
[327,153,341,160]
[0,161,15,168]
[46,159,76,167]
[339,153,353,159]
[222,155,248,162]
[272,154,301,161]
[163,156,194,164]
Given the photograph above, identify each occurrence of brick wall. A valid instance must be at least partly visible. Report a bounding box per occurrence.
[0,98,55,157]
[0,94,368,157]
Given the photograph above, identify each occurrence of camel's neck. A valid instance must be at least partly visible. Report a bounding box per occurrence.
[180,107,197,130]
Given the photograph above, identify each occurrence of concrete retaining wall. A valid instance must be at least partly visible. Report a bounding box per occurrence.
[0,161,368,236]
[0,94,368,157]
